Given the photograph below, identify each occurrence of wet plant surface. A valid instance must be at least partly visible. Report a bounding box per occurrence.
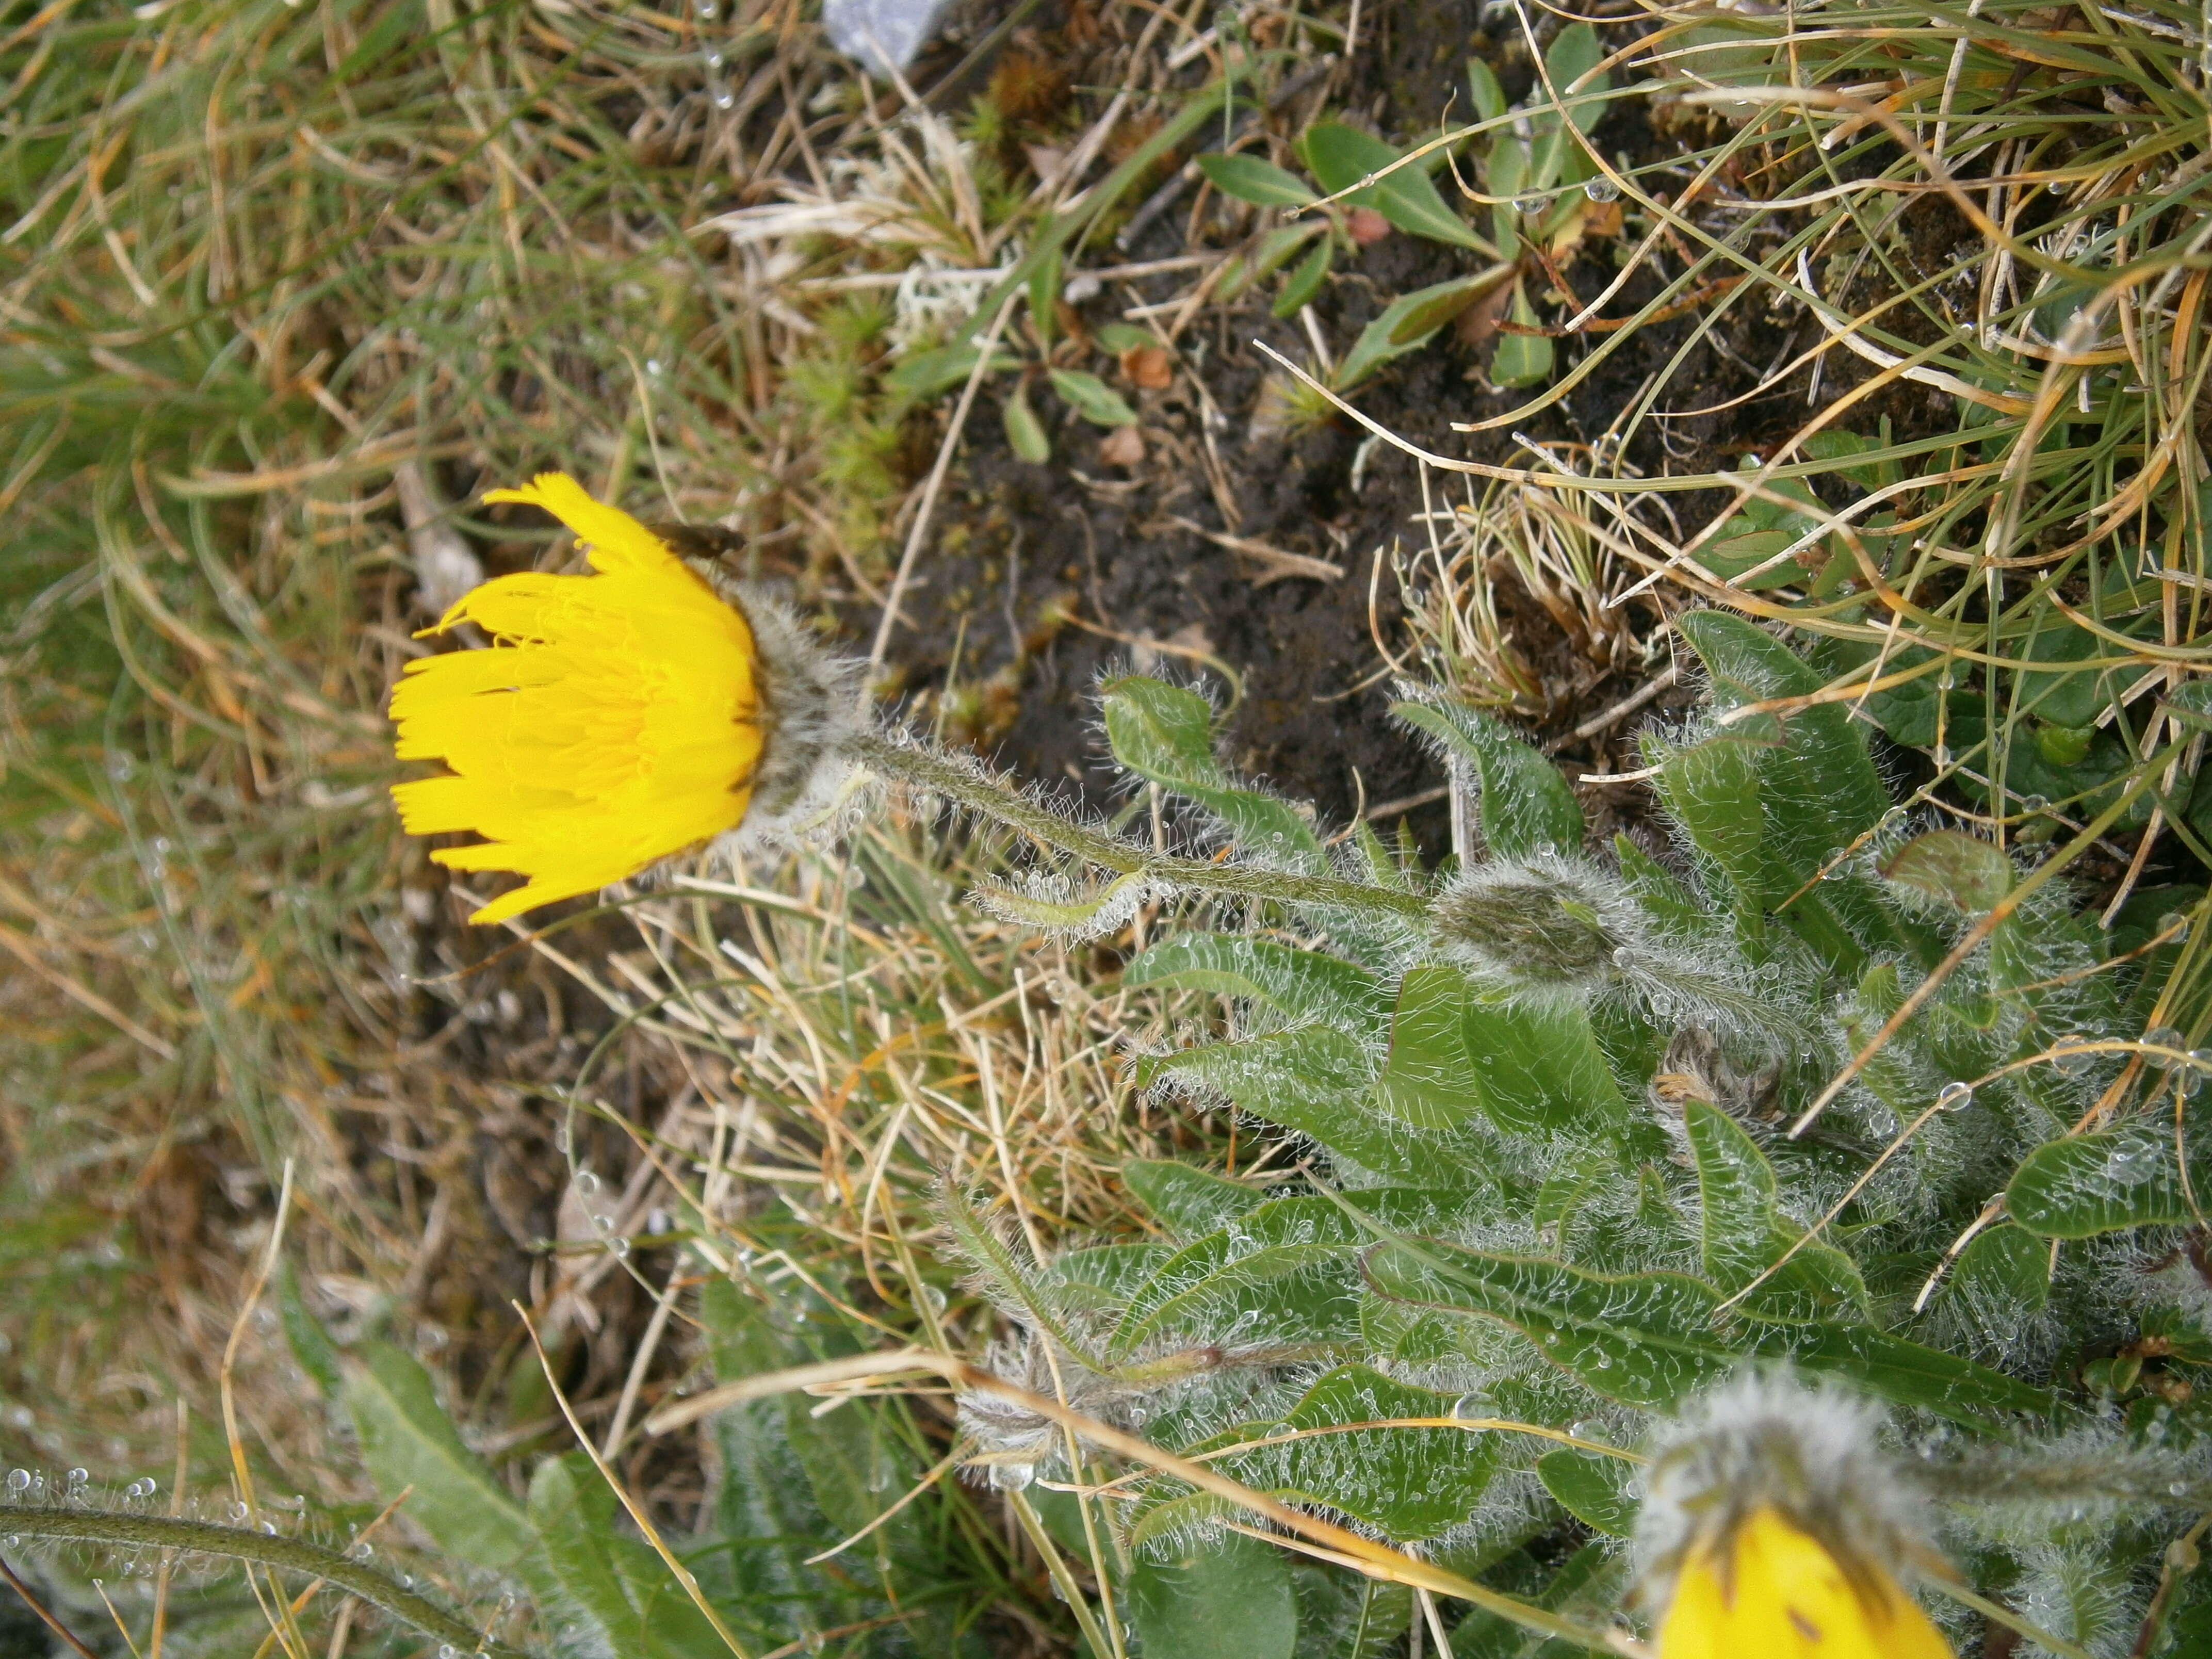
[6,0,2211,1649]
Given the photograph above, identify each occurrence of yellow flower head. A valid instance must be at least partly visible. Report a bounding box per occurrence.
[1639,1376,1954,1659]
[1660,1504,1951,1658]
[389,474,766,925]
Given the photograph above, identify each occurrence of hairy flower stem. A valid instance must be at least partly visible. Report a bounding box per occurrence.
[852,732,1429,922]
[5,1510,525,1657]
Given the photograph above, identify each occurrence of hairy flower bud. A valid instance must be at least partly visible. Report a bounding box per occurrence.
[1428,857,1637,989]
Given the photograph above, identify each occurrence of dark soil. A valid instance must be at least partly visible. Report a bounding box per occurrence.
[847,0,1856,855]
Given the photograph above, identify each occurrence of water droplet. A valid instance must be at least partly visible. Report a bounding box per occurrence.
[2172,1481,2190,1497]
[5,1470,27,1495]
[988,1462,1033,1491]
[1584,176,1620,202]
[1612,946,1633,967]
[348,1540,373,1560]
[108,754,135,782]
[1451,1393,1484,1422]
[610,1237,631,1259]
[1,1536,15,1550]
[441,1647,459,1659]
[1593,1352,1613,1369]
[1536,840,1557,856]
[1514,194,1544,214]
[2022,794,2048,813]
[575,1169,600,1196]
[2047,178,2068,194]
[229,1501,250,1522]
[1569,1419,1605,1442]
[705,48,725,70]
[593,1212,614,1233]
[2146,1026,2186,1059]
[2053,1037,2094,1078]
[918,1284,947,1315]
[696,0,715,13]
[2160,912,2192,944]
[2102,1142,2160,1185]
[712,88,735,109]
[1935,1081,1974,1112]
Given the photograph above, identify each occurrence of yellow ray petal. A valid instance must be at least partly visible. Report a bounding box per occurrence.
[481,472,676,577]
[1660,1508,1951,1659]
[388,476,763,923]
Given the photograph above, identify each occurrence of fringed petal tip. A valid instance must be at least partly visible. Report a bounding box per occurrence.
[481,473,573,511]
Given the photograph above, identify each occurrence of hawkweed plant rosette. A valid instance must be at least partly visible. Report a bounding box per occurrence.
[1637,1374,1953,1658]
[388,474,860,924]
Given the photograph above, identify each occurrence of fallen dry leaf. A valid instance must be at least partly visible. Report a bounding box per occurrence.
[1454,278,1516,350]
[1098,425,1146,467]
[1582,199,1623,238]
[1347,206,1392,246]
[1119,344,1173,389]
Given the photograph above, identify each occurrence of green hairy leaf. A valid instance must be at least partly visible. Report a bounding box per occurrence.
[1101,676,1328,870]
[1391,697,1583,859]
[344,1342,536,1572]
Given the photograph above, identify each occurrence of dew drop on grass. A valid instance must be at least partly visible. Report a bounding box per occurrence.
[2160,912,2192,943]
[1584,176,1619,202]
[713,89,736,110]
[988,1462,1033,1492]
[610,1237,631,1259]
[5,1470,26,1495]
[1514,194,1544,214]
[1936,1081,1974,1112]
[2146,1026,2185,1058]
[1612,946,1633,967]
[575,1169,600,1196]
[2054,1038,2094,1078]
